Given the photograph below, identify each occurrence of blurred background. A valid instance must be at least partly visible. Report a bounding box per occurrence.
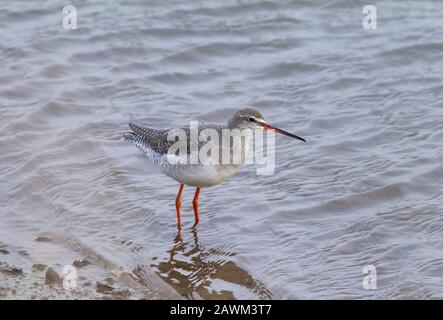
[1,0,443,299]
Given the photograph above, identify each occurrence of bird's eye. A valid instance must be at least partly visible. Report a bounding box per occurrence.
[248,117,255,122]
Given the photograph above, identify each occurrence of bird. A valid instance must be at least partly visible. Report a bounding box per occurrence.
[123,107,306,228]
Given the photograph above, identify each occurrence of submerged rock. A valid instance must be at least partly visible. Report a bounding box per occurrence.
[32,264,48,272]
[95,281,131,299]
[0,262,24,277]
[45,267,61,284]
[96,281,114,294]
[35,236,52,242]
[73,257,92,268]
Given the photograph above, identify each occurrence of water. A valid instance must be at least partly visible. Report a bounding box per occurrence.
[1,0,443,299]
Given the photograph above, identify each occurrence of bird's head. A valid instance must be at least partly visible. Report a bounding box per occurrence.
[227,107,306,142]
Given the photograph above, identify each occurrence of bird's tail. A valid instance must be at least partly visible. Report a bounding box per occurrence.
[123,132,136,143]
[123,130,151,155]
[123,123,159,157]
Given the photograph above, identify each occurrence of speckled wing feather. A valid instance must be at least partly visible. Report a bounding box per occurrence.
[123,122,245,167]
[125,122,226,151]
[125,123,172,154]
[123,123,172,167]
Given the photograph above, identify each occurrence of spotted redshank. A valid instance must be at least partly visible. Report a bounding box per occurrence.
[123,108,305,227]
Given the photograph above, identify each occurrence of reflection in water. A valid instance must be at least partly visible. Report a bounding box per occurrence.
[151,228,272,299]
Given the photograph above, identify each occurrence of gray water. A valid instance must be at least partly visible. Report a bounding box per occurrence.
[1,0,443,299]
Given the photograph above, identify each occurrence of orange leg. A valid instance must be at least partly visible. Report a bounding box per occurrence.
[175,184,184,227]
[192,187,201,225]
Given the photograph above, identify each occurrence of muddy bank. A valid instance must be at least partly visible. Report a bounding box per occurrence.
[0,235,181,300]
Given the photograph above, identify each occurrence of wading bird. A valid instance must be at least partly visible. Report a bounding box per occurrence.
[124,108,305,227]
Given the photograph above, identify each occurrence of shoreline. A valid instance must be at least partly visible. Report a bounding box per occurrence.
[0,235,182,300]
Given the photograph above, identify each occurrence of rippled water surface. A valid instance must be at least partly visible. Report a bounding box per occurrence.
[1,0,443,299]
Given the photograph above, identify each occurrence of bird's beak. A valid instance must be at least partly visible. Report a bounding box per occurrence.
[260,121,306,142]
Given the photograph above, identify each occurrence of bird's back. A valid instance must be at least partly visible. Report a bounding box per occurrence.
[123,123,173,167]
[124,122,229,153]
[123,122,249,187]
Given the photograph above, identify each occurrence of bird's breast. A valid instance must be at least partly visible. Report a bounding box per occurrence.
[162,163,241,187]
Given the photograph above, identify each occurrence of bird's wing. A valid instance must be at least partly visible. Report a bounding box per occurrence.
[124,122,226,159]
[124,123,172,155]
